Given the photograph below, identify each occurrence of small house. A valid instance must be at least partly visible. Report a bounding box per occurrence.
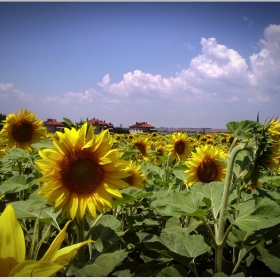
[129,122,156,134]
[43,119,65,133]
[87,118,114,134]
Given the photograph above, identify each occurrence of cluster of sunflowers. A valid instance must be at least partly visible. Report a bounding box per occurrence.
[1,109,280,276]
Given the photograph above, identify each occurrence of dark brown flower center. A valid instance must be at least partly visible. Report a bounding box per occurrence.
[134,143,146,156]
[197,160,217,183]
[122,174,133,186]
[175,140,185,154]
[61,153,104,194]
[12,122,33,143]
[156,148,164,156]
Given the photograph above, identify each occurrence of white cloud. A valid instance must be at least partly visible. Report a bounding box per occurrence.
[248,94,271,103]
[190,38,248,80]
[185,43,195,50]
[0,83,33,103]
[99,37,250,103]
[243,16,252,26]
[249,24,280,96]
[43,89,115,105]
[226,96,240,102]
[0,83,13,91]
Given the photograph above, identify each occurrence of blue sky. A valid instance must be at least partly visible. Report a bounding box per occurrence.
[1,2,280,129]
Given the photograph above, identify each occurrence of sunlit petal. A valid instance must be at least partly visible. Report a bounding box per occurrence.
[0,205,25,277]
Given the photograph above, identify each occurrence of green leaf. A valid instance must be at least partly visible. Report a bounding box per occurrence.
[144,229,210,263]
[26,191,49,211]
[165,217,202,233]
[227,227,250,249]
[0,174,28,194]
[10,201,54,222]
[120,151,136,160]
[172,169,187,181]
[63,117,74,128]
[234,198,280,232]
[194,182,224,219]
[157,264,189,277]
[257,244,280,274]
[165,216,202,234]
[226,121,240,134]
[147,164,165,177]
[113,187,153,207]
[31,138,55,150]
[89,215,123,242]
[151,190,205,218]
[10,148,30,159]
[76,249,128,277]
[160,229,210,258]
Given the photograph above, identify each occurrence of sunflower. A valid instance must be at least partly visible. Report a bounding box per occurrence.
[267,117,280,150]
[132,137,151,161]
[185,144,227,186]
[122,161,146,189]
[0,109,47,151]
[167,132,191,162]
[154,144,167,164]
[255,117,280,171]
[36,123,131,220]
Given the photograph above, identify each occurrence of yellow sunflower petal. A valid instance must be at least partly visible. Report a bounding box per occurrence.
[86,196,97,218]
[40,220,72,263]
[0,204,25,277]
[68,193,79,219]
[52,240,94,267]
[9,260,63,277]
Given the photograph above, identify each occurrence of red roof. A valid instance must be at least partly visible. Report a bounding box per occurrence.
[43,119,64,126]
[87,118,113,127]
[129,122,155,129]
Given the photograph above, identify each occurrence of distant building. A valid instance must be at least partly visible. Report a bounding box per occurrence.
[43,119,65,133]
[129,121,156,134]
[87,118,114,134]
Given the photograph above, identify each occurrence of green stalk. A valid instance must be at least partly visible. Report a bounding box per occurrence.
[164,156,170,188]
[17,160,24,201]
[215,143,247,273]
[75,218,85,262]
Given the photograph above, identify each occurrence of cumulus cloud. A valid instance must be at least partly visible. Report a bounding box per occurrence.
[249,24,280,96]
[0,83,13,91]
[98,37,250,103]
[97,24,280,109]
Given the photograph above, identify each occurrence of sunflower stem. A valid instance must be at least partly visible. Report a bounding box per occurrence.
[215,142,247,273]
[75,218,85,263]
[17,160,24,201]
[164,156,170,188]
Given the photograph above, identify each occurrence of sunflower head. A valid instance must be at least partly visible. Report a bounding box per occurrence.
[185,145,227,186]
[132,137,151,161]
[154,144,167,164]
[36,123,131,220]
[122,161,146,189]
[167,132,191,162]
[0,109,47,151]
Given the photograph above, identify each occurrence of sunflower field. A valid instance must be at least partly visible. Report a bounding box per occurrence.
[1,109,280,277]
